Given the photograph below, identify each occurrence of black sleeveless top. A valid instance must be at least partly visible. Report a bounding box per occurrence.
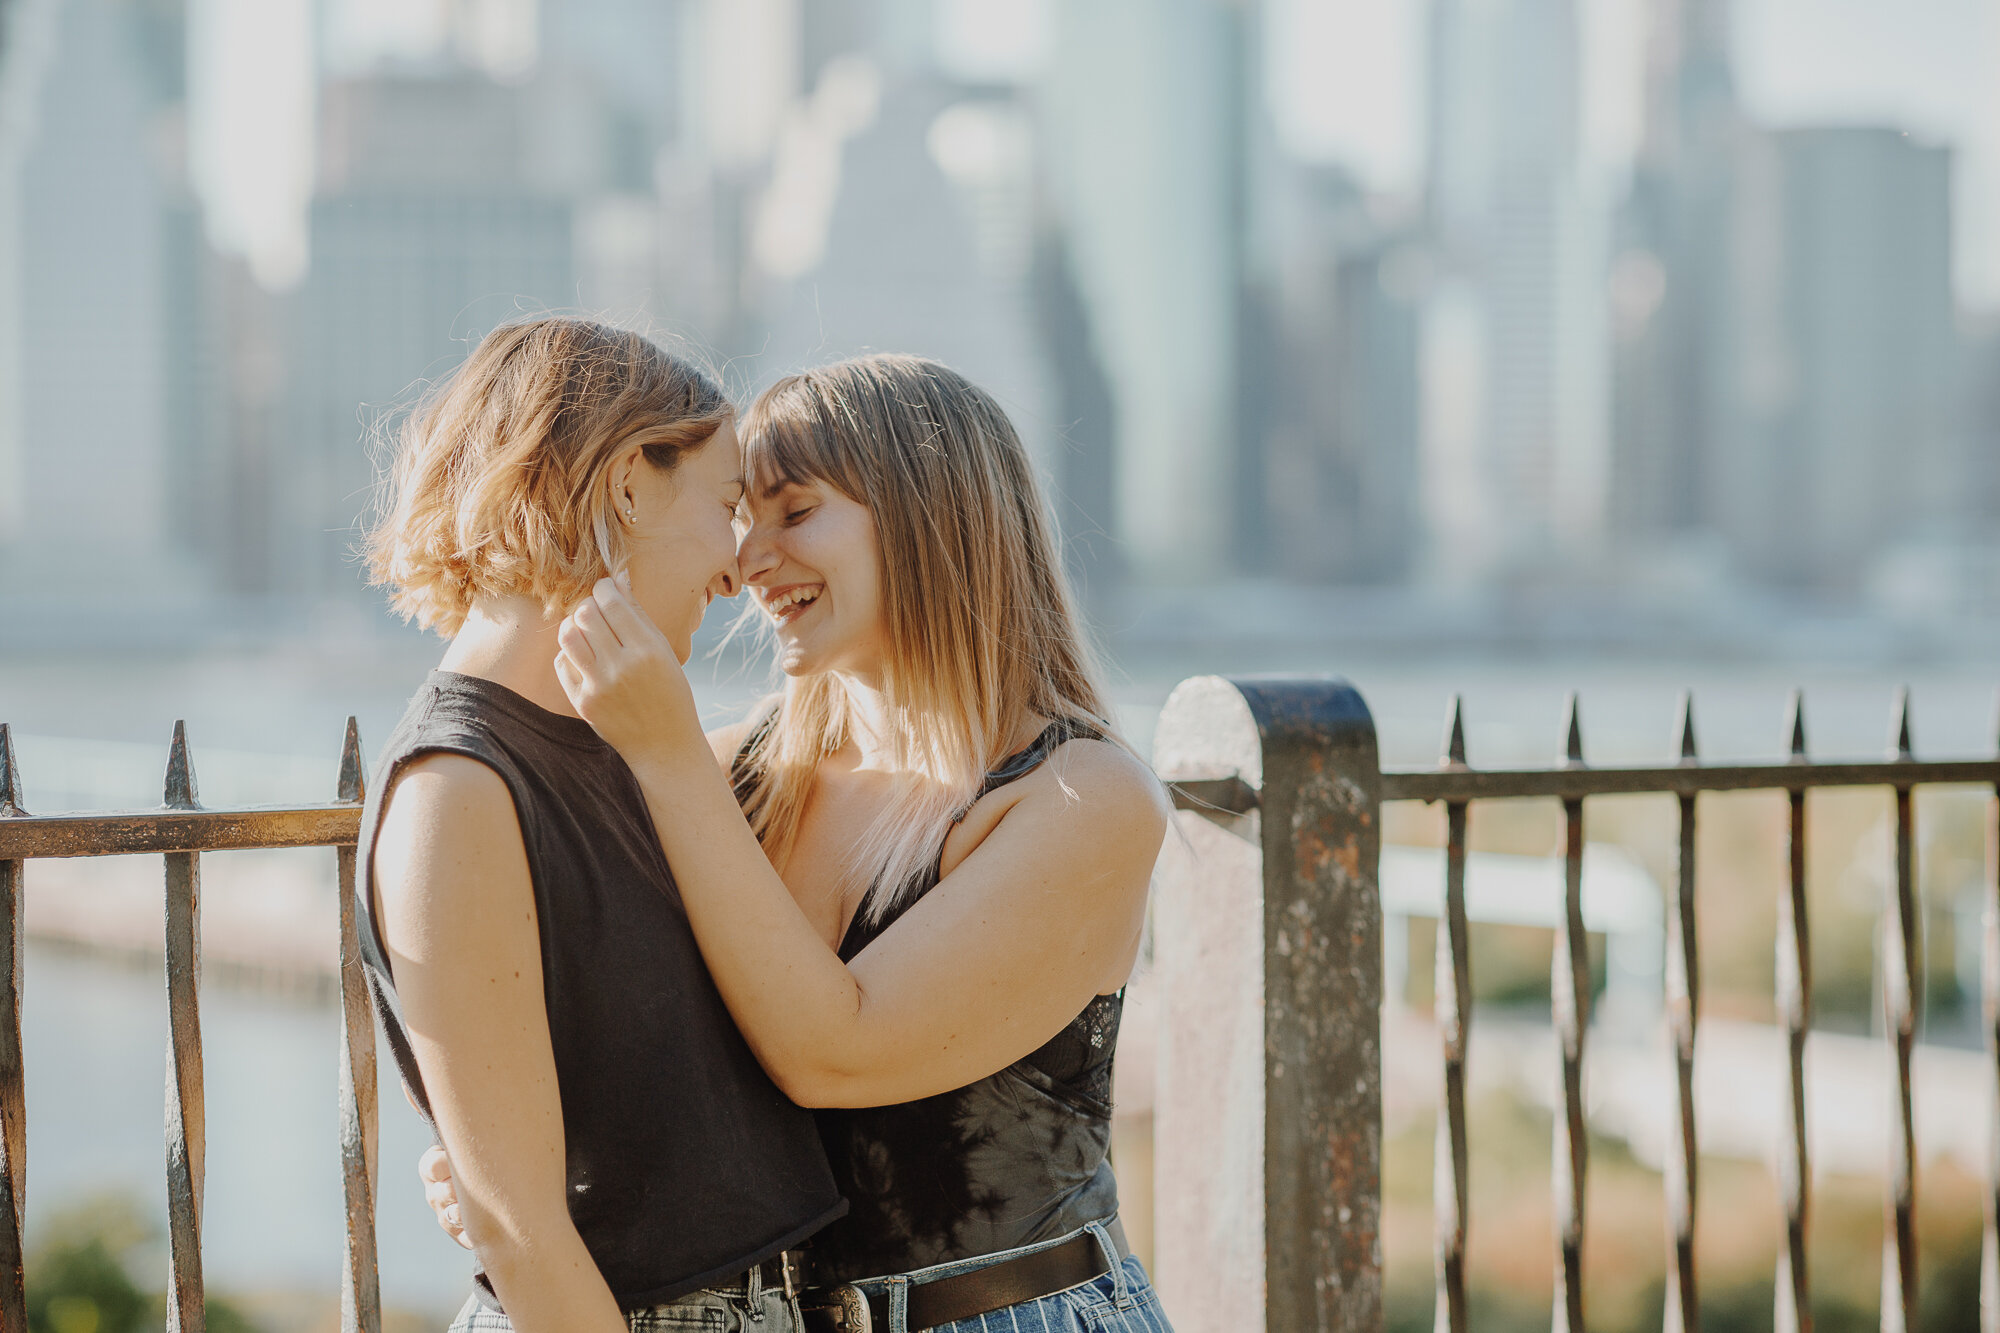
[358,672,844,1310]
[736,716,1123,1282]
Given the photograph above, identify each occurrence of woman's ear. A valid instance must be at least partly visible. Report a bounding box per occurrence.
[606,443,647,524]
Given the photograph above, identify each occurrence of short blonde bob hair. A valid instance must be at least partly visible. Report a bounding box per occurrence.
[366,317,731,636]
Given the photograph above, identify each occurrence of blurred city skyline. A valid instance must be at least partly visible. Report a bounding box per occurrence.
[194,1,2000,302]
[5,0,2000,657]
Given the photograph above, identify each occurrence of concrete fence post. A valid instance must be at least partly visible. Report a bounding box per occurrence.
[1151,675,1383,1333]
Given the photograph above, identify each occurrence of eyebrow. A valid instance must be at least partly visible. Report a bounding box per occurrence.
[756,475,799,502]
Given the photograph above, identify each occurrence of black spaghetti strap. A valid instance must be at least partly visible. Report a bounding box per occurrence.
[737,710,1108,824]
[960,716,1107,817]
[728,704,782,806]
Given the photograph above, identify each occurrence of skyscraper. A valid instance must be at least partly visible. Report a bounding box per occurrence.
[1965,315,2000,535]
[282,70,576,599]
[1737,127,1958,590]
[0,0,206,597]
[1029,222,1120,591]
[1609,0,1743,557]
[1256,165,1425,583]
[1038,0,1252,582]
[1425,0,1605,580]
[748,64,1053,482]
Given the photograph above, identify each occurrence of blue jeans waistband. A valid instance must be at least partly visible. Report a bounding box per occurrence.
[839,1214,1129,1297]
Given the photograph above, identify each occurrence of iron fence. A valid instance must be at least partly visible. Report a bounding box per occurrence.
[0,720,376,1333]
[1156,676,2000,1333]
[0,676,1994,1333]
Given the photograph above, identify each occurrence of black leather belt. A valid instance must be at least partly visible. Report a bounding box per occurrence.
[711,1249,808,1300]
[766,1249,810,1299]
[798,1230,1124,1333]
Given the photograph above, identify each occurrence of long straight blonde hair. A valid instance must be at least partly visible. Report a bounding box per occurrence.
[736,354,1119,923]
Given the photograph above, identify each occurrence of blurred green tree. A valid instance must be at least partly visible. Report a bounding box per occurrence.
[26,1196,255,1333]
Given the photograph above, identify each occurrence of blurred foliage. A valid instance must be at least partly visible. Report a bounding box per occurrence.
[1382,1090,1986,1333]
[27,1195,257,1333]
[1382,787,1983,1033]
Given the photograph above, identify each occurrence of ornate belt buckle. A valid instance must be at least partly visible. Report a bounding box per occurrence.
[810,1284,869,1332]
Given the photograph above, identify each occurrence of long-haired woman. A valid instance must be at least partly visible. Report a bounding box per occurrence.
[433,353,1175,1332]
[359,317,843,1333]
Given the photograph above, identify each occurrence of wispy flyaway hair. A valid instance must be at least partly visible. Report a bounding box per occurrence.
[737,353,1120,922]
[365,316,731,636]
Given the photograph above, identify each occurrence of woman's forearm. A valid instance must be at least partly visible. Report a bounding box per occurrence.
[475,1216,629,1333]
[628,748,872,1097]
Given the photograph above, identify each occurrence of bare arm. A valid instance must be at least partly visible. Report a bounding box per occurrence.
[705,718,757,768]
[414,709,784,1254]
[555,581,1169,1108]
[373,755,627,1333]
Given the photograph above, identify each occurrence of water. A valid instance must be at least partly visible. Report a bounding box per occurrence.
[8,642,1994,808]
[23,942,473,1322]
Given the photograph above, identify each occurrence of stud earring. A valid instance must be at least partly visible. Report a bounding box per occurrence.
[625,507,636,524]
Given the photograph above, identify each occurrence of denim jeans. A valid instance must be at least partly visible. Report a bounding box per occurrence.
[447,1262,805,1332]
[844,1221,1174,1333]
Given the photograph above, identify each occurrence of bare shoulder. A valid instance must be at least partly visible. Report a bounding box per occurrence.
[375,754,526,918]
[1018,736,1171,835]
[705,697,780,768]
[705,719,756,768]
[937,735,1167,906]
[942,733,1167,882]
[381,752,516,830]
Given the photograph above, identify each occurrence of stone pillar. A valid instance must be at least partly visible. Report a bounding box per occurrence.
[1152,675,1383,1333]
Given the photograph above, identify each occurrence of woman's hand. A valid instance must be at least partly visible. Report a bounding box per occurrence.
[555,578,708,762]
[420,1144,473,1251]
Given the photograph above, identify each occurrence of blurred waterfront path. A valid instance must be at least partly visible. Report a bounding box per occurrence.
[1375,1004,1990,1178]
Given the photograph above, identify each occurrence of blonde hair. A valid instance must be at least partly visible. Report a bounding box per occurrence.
[737,354,1119,922]
[366,317,732,635]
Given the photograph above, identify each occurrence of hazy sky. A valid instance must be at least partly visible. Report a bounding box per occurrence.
[188,0,2000,303]
[1270,0,2000,302]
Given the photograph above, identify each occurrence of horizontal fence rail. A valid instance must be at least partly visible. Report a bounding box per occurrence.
[0,720,378,1333]
[0,806,362,859]
[1380,754,1999,801]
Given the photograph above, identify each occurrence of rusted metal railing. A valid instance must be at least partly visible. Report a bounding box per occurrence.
[1154,676,2000,1333]
[0,720,374,1333]
[2,676,1996,1333]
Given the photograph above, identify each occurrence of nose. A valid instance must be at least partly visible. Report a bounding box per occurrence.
[713,556,740,600]
[736,518,780,587]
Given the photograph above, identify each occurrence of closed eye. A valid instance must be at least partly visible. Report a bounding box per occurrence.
[785,507,814,525]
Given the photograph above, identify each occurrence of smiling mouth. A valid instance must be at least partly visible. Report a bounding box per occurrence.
[762,584,823,626]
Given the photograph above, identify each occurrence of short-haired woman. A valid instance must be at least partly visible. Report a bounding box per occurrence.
[443,354,1177,1331]
[359,317,843,1333]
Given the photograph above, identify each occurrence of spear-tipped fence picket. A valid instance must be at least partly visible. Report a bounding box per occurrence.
[1152,677,2000,1333]
[0,719,374,1333]
[0,675,1996,1333]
